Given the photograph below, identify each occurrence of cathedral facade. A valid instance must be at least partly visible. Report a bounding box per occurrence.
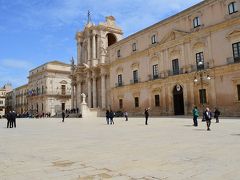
[72,0,240,116]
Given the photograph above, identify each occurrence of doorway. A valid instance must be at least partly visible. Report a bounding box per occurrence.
[61,103,65,111]
[173,84,184,115]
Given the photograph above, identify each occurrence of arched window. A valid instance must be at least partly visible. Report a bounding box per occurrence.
[107,33,117,46]
[228,2,238,14]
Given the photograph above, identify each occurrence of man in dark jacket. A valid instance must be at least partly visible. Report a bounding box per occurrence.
[109,110,114,125]
[204,107,212,131]
[214,107,221,123]
[62,111,65,122]
[12,111,17,128]
[145,108,149,125]
[6,111,11,128]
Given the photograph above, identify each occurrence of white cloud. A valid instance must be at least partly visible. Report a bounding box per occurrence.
[1,59,34,70]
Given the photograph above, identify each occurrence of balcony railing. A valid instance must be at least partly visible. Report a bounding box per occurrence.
[148,74,161,80]
[227,57,240,64]
[190,62,210,72]
[115,82,124,87]
[130,78,140,84]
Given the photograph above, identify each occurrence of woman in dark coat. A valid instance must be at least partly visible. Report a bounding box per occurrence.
[109,110,114,125]
[214,108,220,123]
[144,108,149,125]
[106,110,110,125]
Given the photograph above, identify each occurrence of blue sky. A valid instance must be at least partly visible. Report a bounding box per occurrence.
[0,0,203,88]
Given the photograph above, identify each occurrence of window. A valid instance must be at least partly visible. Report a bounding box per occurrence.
[193,17,201,28]
[151,34,157,44]
[119,99,123,109]
[0,100,3,105]
[42,85,44,94]
[42,103,44,111]
[172,59,179,75]
[196,52,204,70]
[232,42,240,62]
[152,64,159,79]
[135,97,139,108]
[132,43,136,51]
[199,89,207,104]
[155,95,160,107]
[228,2,238,14]
[61,85,66,95]
[133,70,138,83]
[118,74,123,86]
[117,49,121,57]
[238,85,240,101]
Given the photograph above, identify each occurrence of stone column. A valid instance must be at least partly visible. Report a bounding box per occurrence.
[162,85,166,113]
[76,82,82,108]
[71,83,74,109]
[87,78,92,108]
[87,36,91,66]
[92,76,97,108]
[181,44,185,72]
[74,85,77,109]
[101,74,106,109]
[164,49,169,77]
[210,79,217,107]
[77,41,82,65]
[92,34,96,59]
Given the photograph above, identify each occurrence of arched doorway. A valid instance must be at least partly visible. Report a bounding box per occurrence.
[173,84,184,115]
[107,33,117,46]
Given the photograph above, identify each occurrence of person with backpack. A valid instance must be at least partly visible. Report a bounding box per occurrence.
[192,106,199,127]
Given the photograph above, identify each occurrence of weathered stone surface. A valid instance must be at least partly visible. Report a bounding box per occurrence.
[0,117,240,179]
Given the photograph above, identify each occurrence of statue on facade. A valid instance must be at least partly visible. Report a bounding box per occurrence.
[81,93,86,104]
[70,57,75,71]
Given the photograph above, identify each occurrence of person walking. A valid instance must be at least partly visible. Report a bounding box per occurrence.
[109,110,114,125]
[204,107,212,131]
[11,111,17,128]
[144,108,149,125]
[124,111,128,121]
[62,111,65,122]
[106,110,110,125]
[192,106,199,126]
[214,107,220,123]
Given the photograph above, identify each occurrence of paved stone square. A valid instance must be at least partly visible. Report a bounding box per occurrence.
[0,116,240,180]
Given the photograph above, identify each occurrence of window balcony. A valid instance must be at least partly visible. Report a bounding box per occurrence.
[191,62,210,72]
[227,57,240,64]
[130,78,140,84]
[148,74,161,81]
[115,82,124,87]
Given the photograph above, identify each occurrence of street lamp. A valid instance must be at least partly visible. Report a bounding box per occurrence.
[193,61,211,121]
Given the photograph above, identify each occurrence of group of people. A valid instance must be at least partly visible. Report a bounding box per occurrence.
[192,106,221,131]
[65,108,79,114]
[105,108,150,125]
[6,111,17,128]
[105,110,115,124]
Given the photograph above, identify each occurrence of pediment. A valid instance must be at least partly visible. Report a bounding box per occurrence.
[60,80,68,84]
[116,66,123,74]
[160,30,189,44]
[227,29,240,39]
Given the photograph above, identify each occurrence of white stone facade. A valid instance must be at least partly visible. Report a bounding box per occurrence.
[71,16,123,111]
[28,61,72,116]
[73,0,240,116]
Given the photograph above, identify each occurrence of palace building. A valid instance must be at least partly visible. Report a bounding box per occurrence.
[27,61,72,116]
[72,0,240,116]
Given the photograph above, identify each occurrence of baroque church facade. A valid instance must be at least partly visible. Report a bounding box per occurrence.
[72,0,240,116]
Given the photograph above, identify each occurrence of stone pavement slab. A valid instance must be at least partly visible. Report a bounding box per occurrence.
[0,117,240,179]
